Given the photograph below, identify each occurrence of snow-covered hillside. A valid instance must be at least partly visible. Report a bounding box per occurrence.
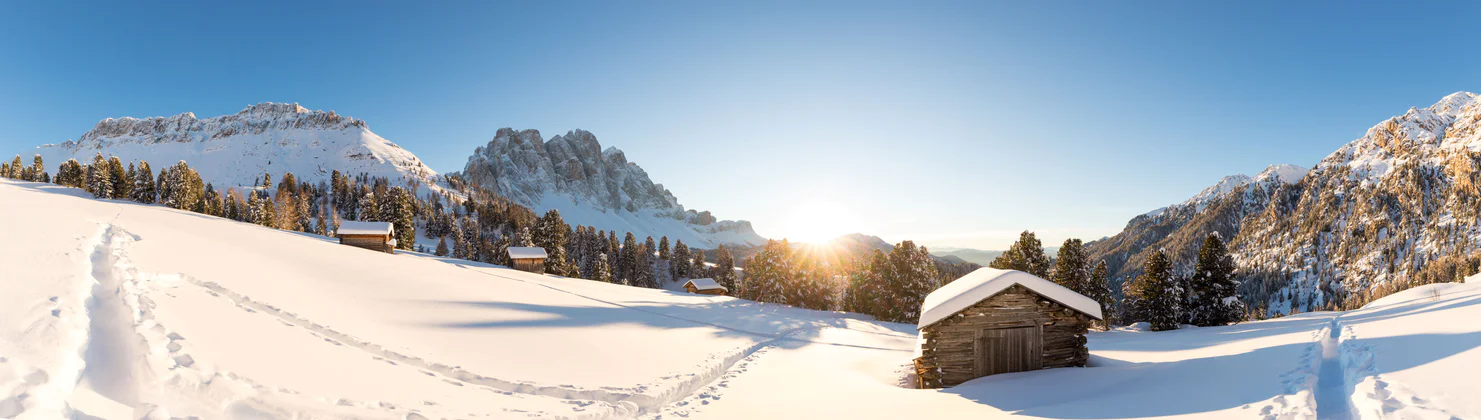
[457,128,765,248]
[30,103,439,192]
[7,177,1481,419]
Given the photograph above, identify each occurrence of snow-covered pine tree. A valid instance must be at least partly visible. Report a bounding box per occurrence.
[355,188,376,221]
[885,240,939,323]
[1088,260,1116,326]
[314,210,328,236]
[658,236,671,261]
[107,156,129,199]
[636,236,658,288]
[691,248,707,279]
[1128,248,1180,331]
[534,210,571,276]
[1189,232,1242,326]
[202,183,222,216]
[31,155,43,182]
[7,156,20,179]
[671,240,691,280]
[740,239,791,303]
[714,245,737,293]
[593,254,613,283]
[1052,239,1092,295]
[379,187,416,250]
[132,161,156,204]
[989,231,1051,278]
[435,236,449,257]
[843,249,887,317]
[452,221,471,259]
[87,153,111,198]
[619,232,639,285]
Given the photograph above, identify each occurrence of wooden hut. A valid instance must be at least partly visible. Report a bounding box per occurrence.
[507,247,548,274]
[336,221,396,254]
[913,268,1102,388]
[682,278,727,295]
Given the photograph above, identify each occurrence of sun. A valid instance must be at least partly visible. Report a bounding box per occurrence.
[778,199,857,244]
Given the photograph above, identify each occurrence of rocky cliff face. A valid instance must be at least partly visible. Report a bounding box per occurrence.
[1087,164,1307,291]
[1090,92,1481,315]
[457,128,765,247]
[34,102,438,190]
[1232,92,1481,313]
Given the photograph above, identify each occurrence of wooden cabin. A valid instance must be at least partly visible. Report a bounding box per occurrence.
[914,268,1103,388]
[682,278,728,295]
[336,221,396,254]
[507,247,548,274]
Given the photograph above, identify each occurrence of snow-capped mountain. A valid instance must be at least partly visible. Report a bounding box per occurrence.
[1091,92,1481,315]
[455,128,765,248]
[31,103,439,191]
[1086,163,1307,293]
[1233,92,1481,313]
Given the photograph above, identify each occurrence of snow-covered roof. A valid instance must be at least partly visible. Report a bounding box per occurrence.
[917,268,1103,330]
[507,247,548,260]
[683,278,726,291]
[337,221,393,236]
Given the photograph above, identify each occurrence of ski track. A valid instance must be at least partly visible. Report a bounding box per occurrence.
[1313,317,1353,420]
[1266,314,1456,420]
[71,218,908,419]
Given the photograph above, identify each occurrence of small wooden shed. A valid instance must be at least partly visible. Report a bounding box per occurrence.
[914,268,1102,388]
[336,221,396,254]
[507,247,548,274]
[682,278,727,295]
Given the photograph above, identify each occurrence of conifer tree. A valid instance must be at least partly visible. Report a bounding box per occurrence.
[714,245,737,293]
[31,155,44,181]
[593,254,613,283]
[107,156,129,199]
[989,231,1051,278]
[534,210,572,276]
[515,226,535,247]
[1127,248,1180,331]
[635,236,657,288]
[435,236,449,257]
[1189,232,1242,326]
[202,183,222,216]
[355,189,377,221]
[379,187,416,250]
[691,248,707,279]
[7,155,20,179]
[671,240,691,280]
[452,221,472,259]
[1052,239,1092,294]
[314,210,329,236]
[658,236,671,260]
[57,159,85,188]
[619,232,639,285]
[87,153,112,198]
[1088,261,1116,326]
[740,239,791,303]
[132,161,156,204]
[843,250,890,318]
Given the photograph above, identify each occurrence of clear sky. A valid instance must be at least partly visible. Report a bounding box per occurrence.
[3,1,1480,250]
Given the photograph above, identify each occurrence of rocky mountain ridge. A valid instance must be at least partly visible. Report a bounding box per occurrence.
[454,128,764,247]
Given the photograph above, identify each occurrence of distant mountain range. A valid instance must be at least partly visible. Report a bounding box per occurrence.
[24,103,764,248]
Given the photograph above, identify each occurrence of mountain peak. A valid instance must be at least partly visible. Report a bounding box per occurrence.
[1430,91,1478,116]
[1253,164,1308,185]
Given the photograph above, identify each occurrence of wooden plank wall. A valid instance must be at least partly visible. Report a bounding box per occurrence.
[915,285,1092,388]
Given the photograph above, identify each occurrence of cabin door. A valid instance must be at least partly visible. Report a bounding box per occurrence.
[977,326,1042,377]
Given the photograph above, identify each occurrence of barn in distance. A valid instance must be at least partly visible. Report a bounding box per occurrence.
[682,278,727,295]
[507,247,547,274]
[913,268,1102,388]
[335,221,396,254]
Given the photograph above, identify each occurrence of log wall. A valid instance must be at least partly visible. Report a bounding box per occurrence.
[915,284,1093,388]
[339,235,394,254]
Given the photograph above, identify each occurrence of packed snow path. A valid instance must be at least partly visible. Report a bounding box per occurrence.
[1312,317,1352,420]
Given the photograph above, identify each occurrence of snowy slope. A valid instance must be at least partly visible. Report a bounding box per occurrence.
[29,103,440,192]
[0,178,883,419]
[8,178,1481,419]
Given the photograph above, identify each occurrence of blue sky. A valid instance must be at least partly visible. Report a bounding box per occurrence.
[3,1,1480,250]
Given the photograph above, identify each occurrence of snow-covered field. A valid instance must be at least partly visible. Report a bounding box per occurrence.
[3,178,1481,419]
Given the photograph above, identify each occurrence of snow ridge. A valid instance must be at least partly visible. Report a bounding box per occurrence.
[32,103,440,192]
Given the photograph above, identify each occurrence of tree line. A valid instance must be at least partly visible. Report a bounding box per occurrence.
[986,230,1242,331]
